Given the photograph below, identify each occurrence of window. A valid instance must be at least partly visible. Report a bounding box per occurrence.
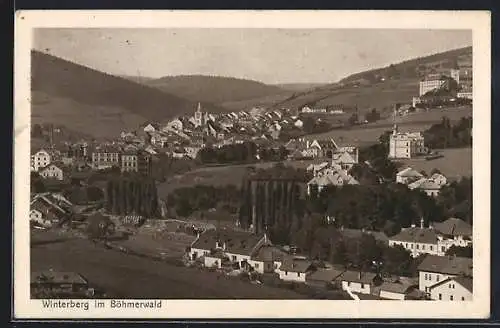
[347,282,351,286]
[411,244,413,249]
[416,244,419,250]
[428,273,432,280]
[425,273,428,280]
[461,297,465,301]
[436,275,440,282]
[285,271,288,276]
[255,263,259,269]
[450,295,454,301]
[449,283,452,289]
[297,273,300,277]
[232,255,236,261]
[430,246,433,251]
[441,246,446,252]
[422,245,426,250]
[361,283,365,289]
[439,294,442,300]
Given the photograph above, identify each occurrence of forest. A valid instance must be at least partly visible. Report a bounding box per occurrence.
[423,116,472,149]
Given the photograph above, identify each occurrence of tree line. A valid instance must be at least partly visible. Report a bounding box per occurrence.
[105,176,159,217]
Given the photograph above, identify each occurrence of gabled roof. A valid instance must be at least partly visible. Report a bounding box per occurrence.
[278,257,314,273]
[31,271,88,285]
[429,275,473,293]
[191,229,266,256]
[433,218,472,237]
[389,227,438,244]
[332,151,357,164]
[251,245,287,262]
[306,267,345,283]
[379,280,415,294]
[408,178,441,191]
[417,254,472,276]
[337,270,378,284]
[397,167,424,178]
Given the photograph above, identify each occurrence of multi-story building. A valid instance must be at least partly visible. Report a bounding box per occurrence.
[418,69,460,97]
[120,150,152,176]
[31,149,52,172]
[417,255,472,299]
[91,146,121,170]
[388,125,426,159]
[388,218,472,257]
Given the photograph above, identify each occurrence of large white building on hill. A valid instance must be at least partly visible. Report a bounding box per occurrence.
[388,124,426,159]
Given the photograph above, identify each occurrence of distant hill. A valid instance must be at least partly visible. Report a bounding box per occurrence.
[268,46,472,114]
[275,83,327,92]
[31,51,226,138]
[120,75,156,84]
[144,75,287,105]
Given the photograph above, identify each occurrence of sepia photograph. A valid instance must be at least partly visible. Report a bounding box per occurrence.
[14,10,490,319]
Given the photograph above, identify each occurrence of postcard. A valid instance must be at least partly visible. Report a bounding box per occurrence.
[13,10,490,319]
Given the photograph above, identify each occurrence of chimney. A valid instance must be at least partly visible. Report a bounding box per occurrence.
[358,271,362,280]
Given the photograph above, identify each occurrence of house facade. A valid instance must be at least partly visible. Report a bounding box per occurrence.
[39,162,65,181]
[91,146,121,170]
[417,255,472,299]
[396,167,424,184]
[276,257,315,283]
[429,276,472,301]
[31,149,52,172]
[388,126,426,159]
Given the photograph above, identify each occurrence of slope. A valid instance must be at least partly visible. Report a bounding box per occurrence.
[30,51,226,137]
[144,75,287,105]
[269,46,472,114]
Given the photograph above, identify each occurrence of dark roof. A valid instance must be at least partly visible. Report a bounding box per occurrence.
[341,228,389,243]
[379,281,415,294]
[433,218,472,237]
[31,271,88,285]
[389,227,438,244]
[306,267,345,283]
[338,270,378,284]
[353,292,390,300]
[429,276,473,293]
[417,255,473,276]
[191,229,265,256]
[251,245,287,262]
[279,257,314,273]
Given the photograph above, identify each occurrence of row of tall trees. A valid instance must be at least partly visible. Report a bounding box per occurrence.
[105,176,159,217]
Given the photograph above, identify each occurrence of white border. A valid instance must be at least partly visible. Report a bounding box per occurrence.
[14,10,491,319]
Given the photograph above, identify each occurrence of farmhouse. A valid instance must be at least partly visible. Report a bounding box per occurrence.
[428,275,473,301]
[378,279,417,300]
[276,256,316,283]
[188,230,274,272]
[407,173,447,197]
[30,193,73,228]
[31,270,92,297]
[336,270,381,295]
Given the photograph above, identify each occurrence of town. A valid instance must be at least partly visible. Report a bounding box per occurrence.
[30,36,473,301]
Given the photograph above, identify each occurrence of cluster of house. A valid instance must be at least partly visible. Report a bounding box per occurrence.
[187,215,472,301]
[396,167,448,197]
[119,103,311,159]
[31,141,155,182]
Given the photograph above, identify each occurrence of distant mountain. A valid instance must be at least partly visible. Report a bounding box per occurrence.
[31,51,226,138]
[144,75,287,105]
[269,46,472,114]
[120,75,156,84]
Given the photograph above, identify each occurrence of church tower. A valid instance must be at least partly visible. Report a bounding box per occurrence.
[194,102,202,127]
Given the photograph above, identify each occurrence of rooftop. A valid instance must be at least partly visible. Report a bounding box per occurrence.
[389,227,438,244]
[433,218,472,237]
[417,254,472,276]
[31,270,88,285]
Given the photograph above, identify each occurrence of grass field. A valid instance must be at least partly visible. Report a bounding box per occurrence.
[30,233,305,299]
[395,147,472,180]
[304,106,472,147]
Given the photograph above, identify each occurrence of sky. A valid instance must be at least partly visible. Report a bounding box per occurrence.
[33,28,472,85]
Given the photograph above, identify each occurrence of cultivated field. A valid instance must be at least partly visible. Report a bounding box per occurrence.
[395,147,472,180]
[31,232,305,299]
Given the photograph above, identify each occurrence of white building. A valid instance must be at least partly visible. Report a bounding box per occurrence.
[429,276,473,301]
[276,257,315,283]
[388,218,472,257]
[396,167,424,184]
[388,125,426,159]
[417,254,472,299]
[407,173,447,197]
[39,162,65,181]
[31,149,52,172]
